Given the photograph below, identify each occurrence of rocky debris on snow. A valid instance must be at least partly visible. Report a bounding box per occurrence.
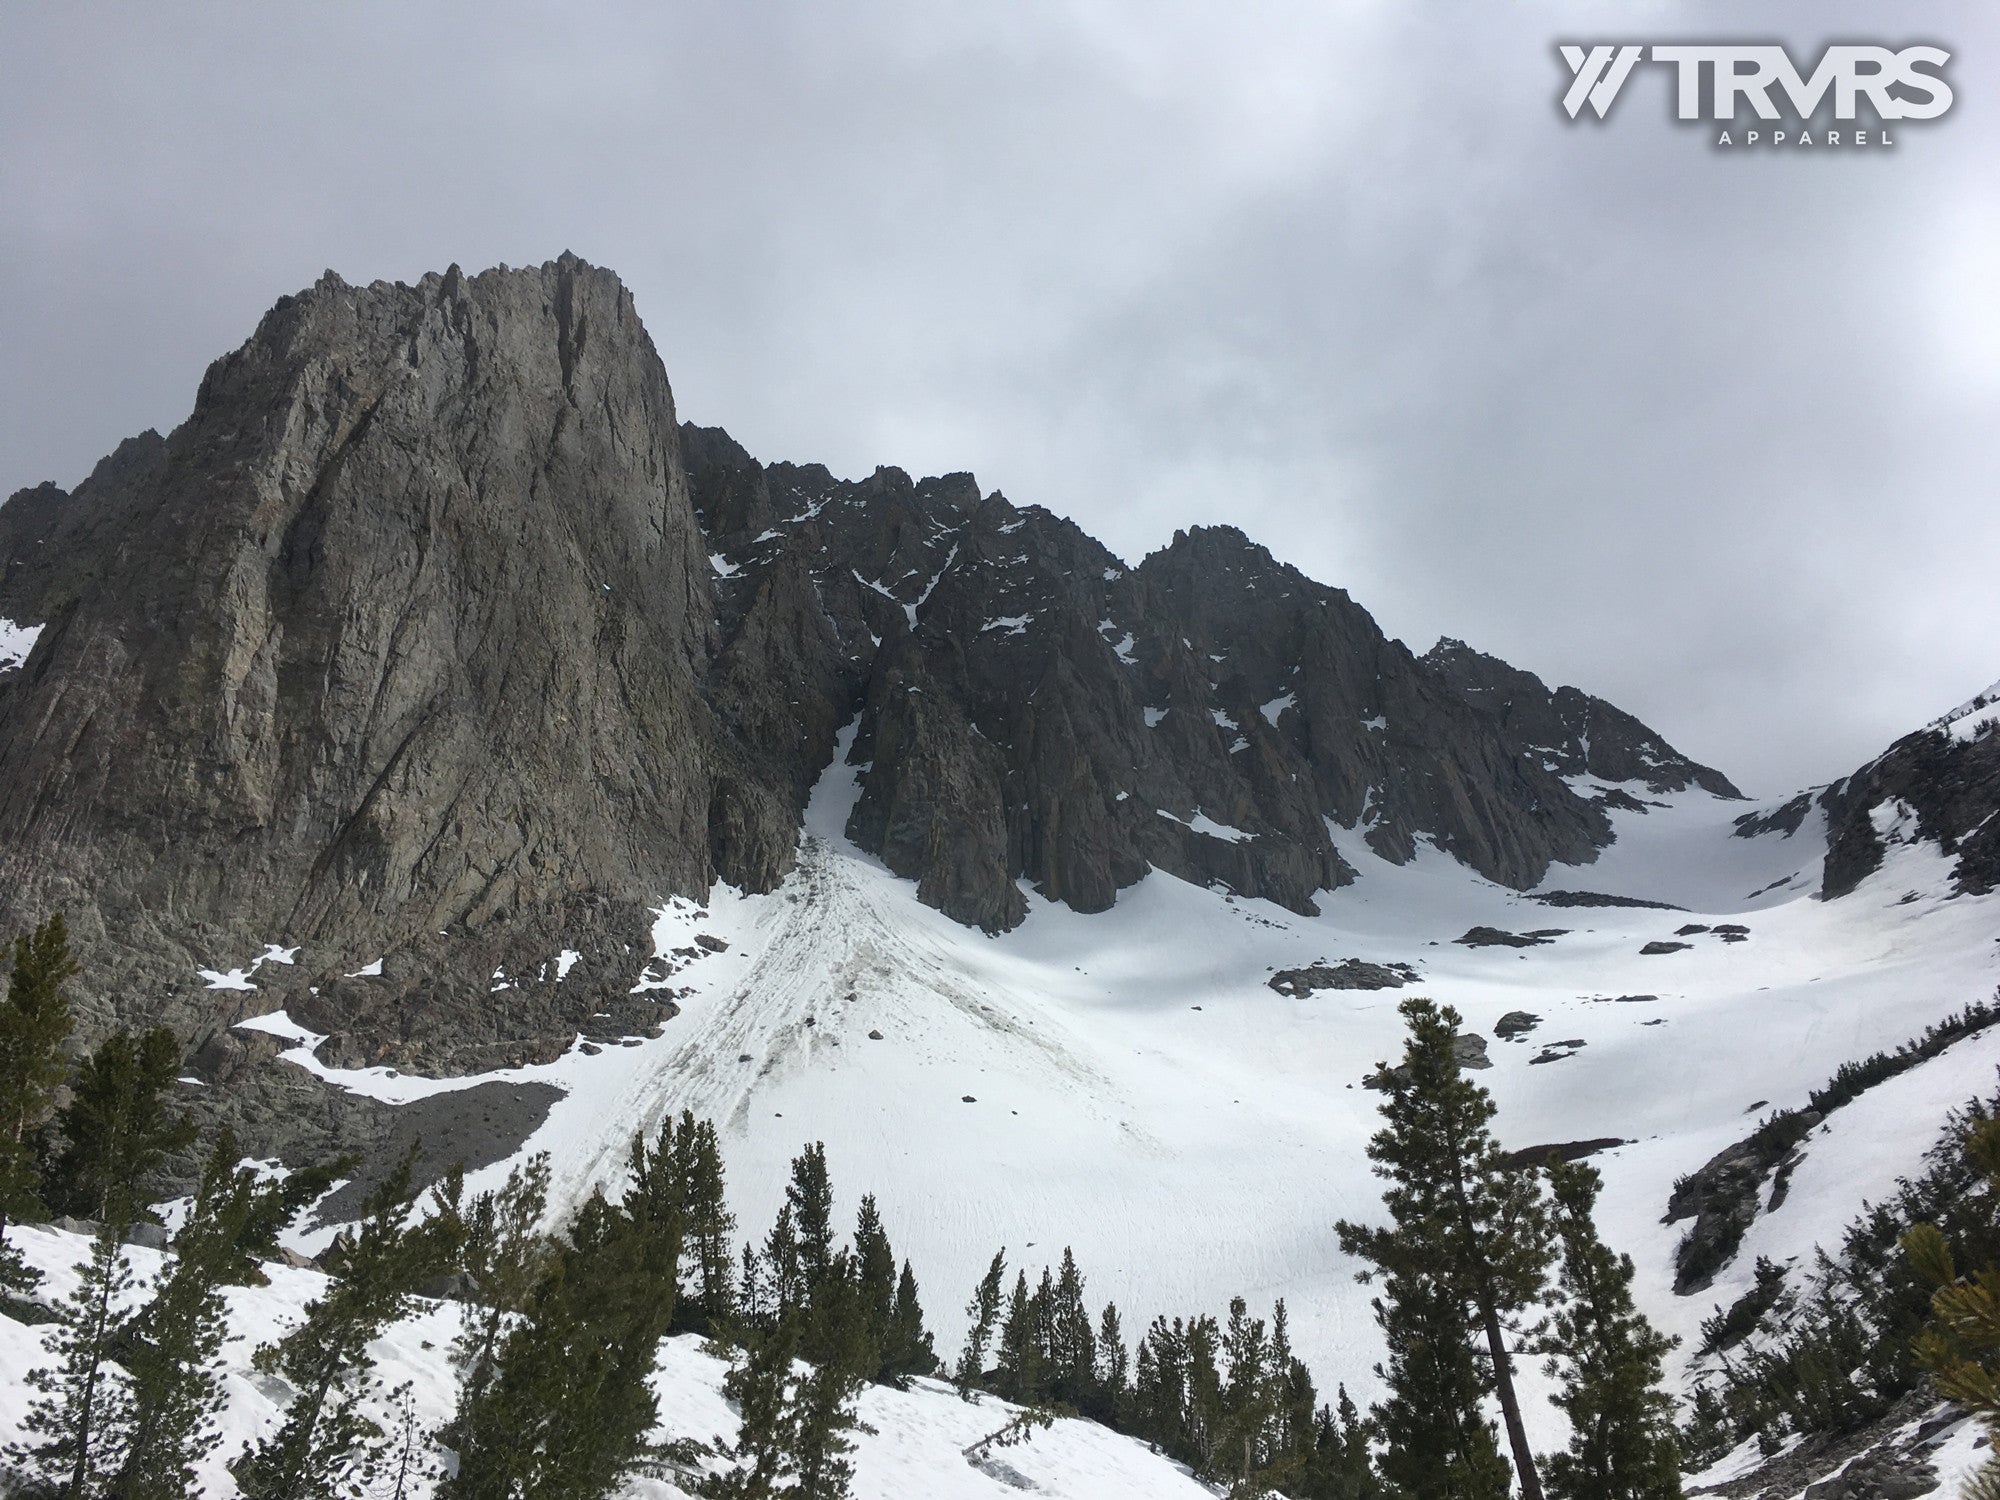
[1801,1452,1940,1500]
[1455,926,1552,948]
[693,933,730,952]
[1689,1389,1956,1500]
[1530,889,1687,910]
[1267,959,1419,997]
[1641,940,1693,956]
[1529,1039,1587,1065]
[961,1095,978,1103]
[868,1029,884,1040]
[1494,1010,1541,1039]
[1496,1137,1624,1170]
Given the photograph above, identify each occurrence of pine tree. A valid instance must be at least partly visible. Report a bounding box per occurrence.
[997,1270,1041,1403]
[1337,997,1553,1500]
[702,1316,802,1498]
[444,1154,553,1478]
[447,1126,685,1500]
[1095,1303,1129,1425]
[1307,1386,1388,1500]
[111,1131,337,1500]
[1536,1157,1682,1500]
[792,1251,871,1498]
[0,913,79,1291]
[1217,1296,1285,1495]
[1268,1300,1316,1469]
[1905,1116,2000,1500]
[44,1027,198,1225]
[681,1116,736,1334]
[449,1188,677,1499]
[10,1220,138,1496]
[956,1250,1006,1397]
[1367,1268,1511,1500]
[237,1149,465,1500]
[1184,1313,1223,1478]
[851,1194,896,1381]
[740,1241,769,1331]
[786,1143,835,1292]
[703,1259,870,1500]
[764,1204,805,1323]
[885,1260,937,1384]
[1049,1248,1096,1411]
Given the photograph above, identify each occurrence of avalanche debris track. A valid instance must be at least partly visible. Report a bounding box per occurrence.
[231,735,2000,1448]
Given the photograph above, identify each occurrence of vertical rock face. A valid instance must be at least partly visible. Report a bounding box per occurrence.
[0,257,716,1066]
[0,257,1748,1081]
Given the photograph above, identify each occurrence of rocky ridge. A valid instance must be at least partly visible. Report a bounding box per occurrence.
[0,257,1743,1100]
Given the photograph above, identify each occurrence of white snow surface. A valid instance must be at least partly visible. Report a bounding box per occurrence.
[236,744,1998,1436]
[0,616,41,669]
[10,736,2000,1490]
[1157,807,1255,844]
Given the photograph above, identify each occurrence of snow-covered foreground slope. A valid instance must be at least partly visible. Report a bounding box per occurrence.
[194,729,2000,1455]
[0,1225,1216,1499]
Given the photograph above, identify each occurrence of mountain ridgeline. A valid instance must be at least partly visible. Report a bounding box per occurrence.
[0,256,1746,1083]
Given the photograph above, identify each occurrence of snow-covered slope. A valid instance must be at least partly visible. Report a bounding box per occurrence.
[167,719,2000,1454]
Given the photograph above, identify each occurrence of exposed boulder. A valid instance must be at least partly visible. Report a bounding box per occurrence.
[1455,926,1551,949]
[1268,960,1418,997]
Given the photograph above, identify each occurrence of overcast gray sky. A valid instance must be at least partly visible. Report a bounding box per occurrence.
[4,1,1995,796]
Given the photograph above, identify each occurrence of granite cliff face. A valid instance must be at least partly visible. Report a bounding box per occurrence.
[0,257,715,1076]
[0,257,1744,1094]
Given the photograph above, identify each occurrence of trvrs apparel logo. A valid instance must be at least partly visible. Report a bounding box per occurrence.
[1559,43,1954,148]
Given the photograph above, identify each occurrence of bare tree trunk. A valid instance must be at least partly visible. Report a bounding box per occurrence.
[1480,1300,1543,1500]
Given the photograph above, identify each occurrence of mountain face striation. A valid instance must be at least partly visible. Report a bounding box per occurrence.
[0,257,1742,1114]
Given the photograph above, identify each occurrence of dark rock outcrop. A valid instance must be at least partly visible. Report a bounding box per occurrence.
[1530,889,1685,910]
[1820,715,2000,899]
[1268,960,1417,997]
[1455,926,1551,949]
[1424,637,1741,798]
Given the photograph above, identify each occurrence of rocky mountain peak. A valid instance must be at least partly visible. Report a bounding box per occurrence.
[0,257,1750,1087]
[1423,636,1742,800]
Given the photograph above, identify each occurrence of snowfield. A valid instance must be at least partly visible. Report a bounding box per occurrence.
[6,721,1999,1493]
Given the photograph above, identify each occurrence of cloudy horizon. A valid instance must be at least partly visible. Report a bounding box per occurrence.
[4,1,1995,797]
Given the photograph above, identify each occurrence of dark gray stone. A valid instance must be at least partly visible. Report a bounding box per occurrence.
[1268,960,1418,997]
